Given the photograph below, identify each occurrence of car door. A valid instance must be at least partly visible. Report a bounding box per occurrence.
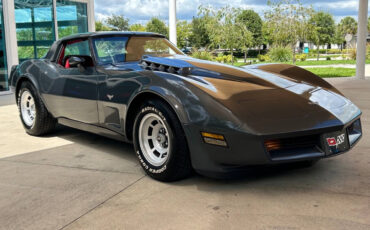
[47,39,100,124]
[92,36,143,134]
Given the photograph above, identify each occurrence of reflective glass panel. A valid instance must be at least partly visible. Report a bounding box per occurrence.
[15,0,55,62]
[57,0,88,39]
[0,0,8,91]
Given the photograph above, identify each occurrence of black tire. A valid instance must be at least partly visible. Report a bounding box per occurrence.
[133,99,192,182]
[18,81,56,136]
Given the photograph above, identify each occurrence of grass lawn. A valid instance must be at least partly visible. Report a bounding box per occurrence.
[286,59,370,66]
[305,67,356,78]
[228,62,247,67]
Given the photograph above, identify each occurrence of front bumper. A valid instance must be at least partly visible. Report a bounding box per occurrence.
[183,117,362,177]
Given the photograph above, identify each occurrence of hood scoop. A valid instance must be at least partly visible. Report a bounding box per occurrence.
[140,55,193,76]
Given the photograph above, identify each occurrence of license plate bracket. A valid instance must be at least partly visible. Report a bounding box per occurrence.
[321,130,350,155]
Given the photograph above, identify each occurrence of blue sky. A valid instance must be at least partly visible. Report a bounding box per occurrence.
[94,0,369,24]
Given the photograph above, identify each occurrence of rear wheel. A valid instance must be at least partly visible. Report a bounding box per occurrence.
[133,99,192,181]
[18,81,56,136]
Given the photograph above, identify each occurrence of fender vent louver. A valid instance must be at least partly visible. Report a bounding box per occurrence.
[140,60,191,76]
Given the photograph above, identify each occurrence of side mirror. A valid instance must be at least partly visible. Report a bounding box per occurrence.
[68,56,85,67]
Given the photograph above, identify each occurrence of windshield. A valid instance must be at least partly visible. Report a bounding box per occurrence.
[92,36,184,65]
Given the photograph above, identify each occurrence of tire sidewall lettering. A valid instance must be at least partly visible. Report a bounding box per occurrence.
[136,105,169,174]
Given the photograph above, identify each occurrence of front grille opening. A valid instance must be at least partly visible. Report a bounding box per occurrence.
[347,119,362,146]
[265,134,323,161]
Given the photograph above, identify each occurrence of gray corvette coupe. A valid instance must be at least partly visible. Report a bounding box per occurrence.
[9,32,362,181]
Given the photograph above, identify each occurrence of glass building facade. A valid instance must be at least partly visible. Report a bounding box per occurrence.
[0,0,94,92]
[0,0,8,91]
[15,0,56,61]
[57,0,88,39]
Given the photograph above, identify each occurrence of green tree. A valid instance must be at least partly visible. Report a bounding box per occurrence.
[199,6,248,64]
[95,20,112,31]
[337,16,357,48]
[261,21,273,49]
[146,17,168,37]
[129,23,146,32]
[338,17,357,36]
[239,27,253,63]
[176,21,191,49]
[265,0,314,64]
[308,11,335,60]
[189,16,211,48]
[106,14,130,31]
[333,25,345,49]
[237,9,262,62]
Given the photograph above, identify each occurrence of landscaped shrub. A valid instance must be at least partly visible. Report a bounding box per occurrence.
[349,49,356,60]
[215,53,223,63]
[267,47,292,62]
[225,55,232,63]
[191,50,214,61]
[257,54,271,62]
[226,49,267,58]
[215,54,233,63]
[326,57,331,61]
[296,54,307,61]
[309,49,343,55]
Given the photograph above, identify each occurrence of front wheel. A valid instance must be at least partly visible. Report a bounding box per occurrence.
[133,99,192,182]
[18,81,56,136]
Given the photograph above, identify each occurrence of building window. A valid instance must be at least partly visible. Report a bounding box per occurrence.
[13,0,89,62]
[15,0,56,62]
[57,0,88,39]
[0,0,8,91]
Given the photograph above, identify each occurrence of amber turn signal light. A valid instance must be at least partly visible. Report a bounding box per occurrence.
[201,132,227,147]
[264,139,281,151]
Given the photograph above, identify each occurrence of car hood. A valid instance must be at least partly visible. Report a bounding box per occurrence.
[140,55,361,134]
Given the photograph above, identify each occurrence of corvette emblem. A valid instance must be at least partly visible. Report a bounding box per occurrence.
[107,94,114,100]
[326,134,345,147]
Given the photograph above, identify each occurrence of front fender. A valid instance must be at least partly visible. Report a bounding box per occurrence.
[126,71,244,132]
[14,60,53,113]
[255,64,343,95]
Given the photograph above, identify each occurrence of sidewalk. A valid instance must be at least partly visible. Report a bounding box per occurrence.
[0,93,14,106]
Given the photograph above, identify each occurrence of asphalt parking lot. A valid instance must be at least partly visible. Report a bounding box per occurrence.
[0,78,369,230]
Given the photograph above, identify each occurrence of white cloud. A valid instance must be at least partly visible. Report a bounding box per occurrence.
[94,0,369,24]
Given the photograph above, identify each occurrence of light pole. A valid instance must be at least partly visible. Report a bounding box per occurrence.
[356,0,368,79]
[169,0,177,46]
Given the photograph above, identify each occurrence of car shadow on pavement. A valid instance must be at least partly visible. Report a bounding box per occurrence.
[41,124,333,188]
[41,124,138,164]
[172,162,334,195]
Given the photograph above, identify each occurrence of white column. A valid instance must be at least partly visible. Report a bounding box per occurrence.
[169,0,177,45]
[3,0,19,71]
[356,0,368,79]
[87,0,95,32]
[53,0,59,40]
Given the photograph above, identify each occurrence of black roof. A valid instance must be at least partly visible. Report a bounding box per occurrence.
[45,31,166,61]
[59,31,166,41]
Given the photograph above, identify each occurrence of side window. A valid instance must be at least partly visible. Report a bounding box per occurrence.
[65,40,90,56]
[58,39,93,68]
[93,37,128,64]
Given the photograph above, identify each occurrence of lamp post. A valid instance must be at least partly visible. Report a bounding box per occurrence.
[169,0,177,46]
[356,0,368,79]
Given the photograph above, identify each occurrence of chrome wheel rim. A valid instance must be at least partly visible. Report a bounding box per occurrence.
[20,90,36,127]
[138,113,171,167]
